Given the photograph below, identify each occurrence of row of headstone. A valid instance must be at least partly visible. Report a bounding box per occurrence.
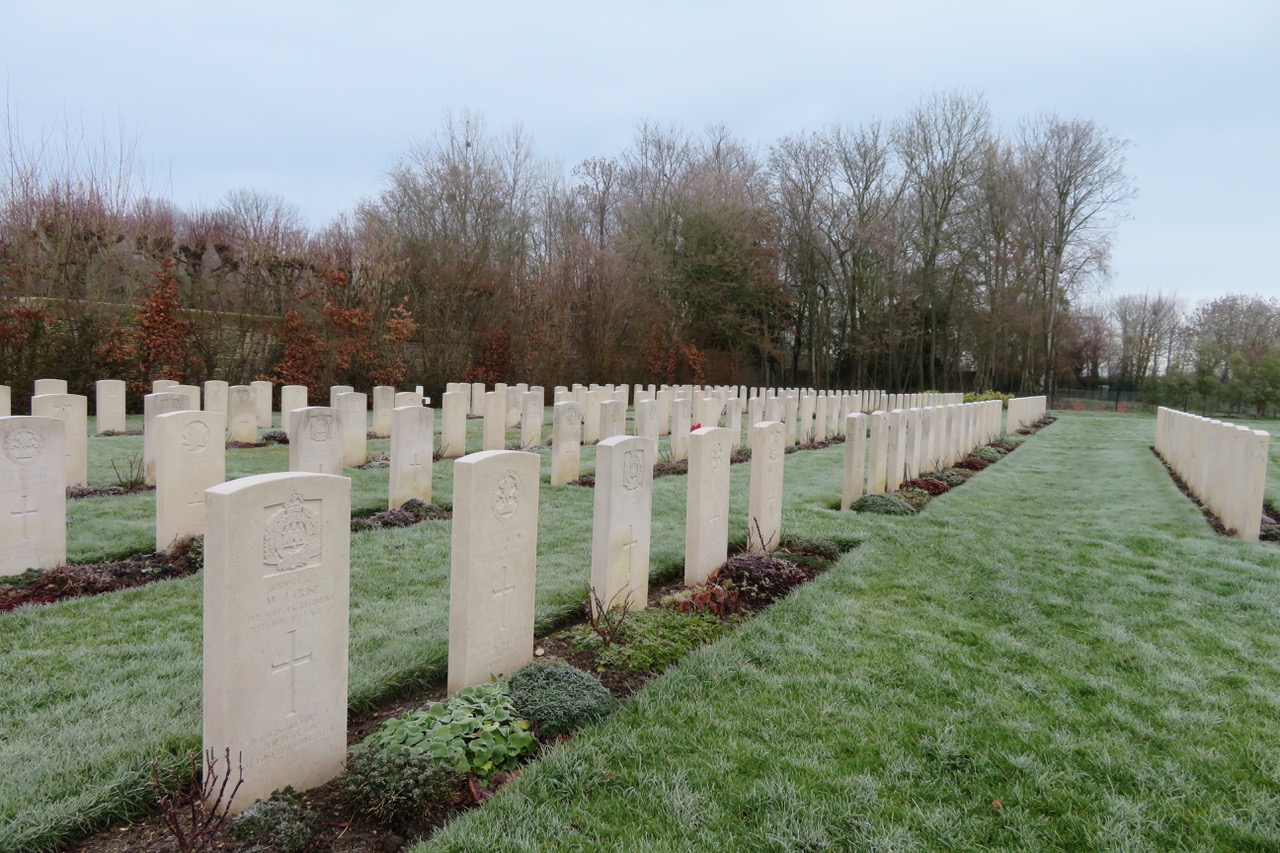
[840,400,1004,508]
[199,415,796,807]
[1156,407,1270,541]
[1006,395,1048,431]
[7,378,425,439]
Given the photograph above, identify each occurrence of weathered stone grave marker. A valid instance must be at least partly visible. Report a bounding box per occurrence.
[390,405,433,508]
[591,435,655,613]
[95,379,127,434]
[685,426,732,585]
[448,450,539,693]
[203,471,351,809]
[0,416,66,576]
[155,410,226,550]
[289,407,344,475]
[748,421,785,552]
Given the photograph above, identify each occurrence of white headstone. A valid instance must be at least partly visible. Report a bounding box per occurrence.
[685,427,732,585]
[95,379,127,434]
[251,380,273,429]
[747,421,785,552]
[440,391,468,459]
[520,390,543,449]
[155,410,226,550]
[371,386,395,437]
[152,379,178,393]
[448,450,540,693]
[203,471,350,809]
[591,435,655,614]
[841,413,868,510]
[0,416,66,575]
[204,380,229,417]
[394,391,421,408]
[289,407,344,475]
[171,384,203,411]
[670,398,692,462]
[483,390,506,451]
[144,391,197,485]
[34,379,67,396]
[551,401,583,485]
[600,399,626,440]
[227,385,258,444]
[0,385,9,417]
[30,393,88,487]
[335,392,368,467]
[329,385,354,408]
[390,405,433,508]
[280,386,309,438]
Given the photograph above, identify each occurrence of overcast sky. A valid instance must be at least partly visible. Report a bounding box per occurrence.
[4,0,1276,310]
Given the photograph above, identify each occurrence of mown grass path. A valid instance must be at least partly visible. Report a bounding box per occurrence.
[421,413,1280,852]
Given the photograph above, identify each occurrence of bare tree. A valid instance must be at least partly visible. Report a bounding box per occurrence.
[1018,115,1135,398]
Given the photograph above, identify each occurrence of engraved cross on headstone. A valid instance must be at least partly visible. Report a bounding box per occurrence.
[491,563,516,631]
[10,493,37,541]
[271,628,312,716]
[621,524,638,586]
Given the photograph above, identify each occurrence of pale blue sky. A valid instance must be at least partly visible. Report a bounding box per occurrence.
[3,0,1276,308]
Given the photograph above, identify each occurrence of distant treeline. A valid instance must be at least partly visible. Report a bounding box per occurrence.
[2,91,1138,408]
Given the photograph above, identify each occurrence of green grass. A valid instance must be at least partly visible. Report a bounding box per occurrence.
[6,410,1279,852]
[417,411,1280,852]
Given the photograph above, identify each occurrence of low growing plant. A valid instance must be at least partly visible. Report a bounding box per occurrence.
[969,445,1004,463]
[507,661,619,737]
[354,681,537,781]
[851,493,916,516]
[229,787,316,853]
[571,608,729,672]
[338,746,465,825]
[899,477,951,495]
[955,455,991,471]
[895,487,933,511]
[715,553,816,608]
[930,470,971,488]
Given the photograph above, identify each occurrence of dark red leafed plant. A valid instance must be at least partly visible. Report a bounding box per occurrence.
[899,477,950,495]
[954,456,990,471]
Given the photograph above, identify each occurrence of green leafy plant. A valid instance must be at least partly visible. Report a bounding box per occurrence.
[507,661,619,737]
[354,681,537,781]
[969,445,1004,463]
[338,747,464,825]
[851,493,917,516]
[228,787,315,853]
[572,608,729,672]
[929,470,970,488]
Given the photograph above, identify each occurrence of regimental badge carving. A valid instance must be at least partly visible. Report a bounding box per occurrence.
[182,421,211,453]
[565,406,581,428]
[710,440,724,471]
[768,435,781,463]
[623,448,644,491]
[4,427,42,465]
[493,469,521,520]
[263,491,322,572]
[309,414,334,442]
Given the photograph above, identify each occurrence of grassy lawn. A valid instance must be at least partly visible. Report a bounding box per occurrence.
[4,410,1279,851]
[419,411,1280,852]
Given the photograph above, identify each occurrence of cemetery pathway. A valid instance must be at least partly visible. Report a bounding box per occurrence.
[420,413,1280,852]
